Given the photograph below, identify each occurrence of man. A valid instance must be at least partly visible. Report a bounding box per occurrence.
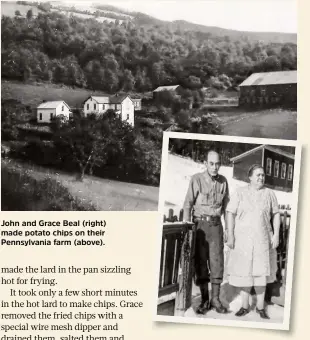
[183,149,229,315]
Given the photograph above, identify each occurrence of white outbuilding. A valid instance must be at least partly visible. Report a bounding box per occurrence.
[37,101,71,123]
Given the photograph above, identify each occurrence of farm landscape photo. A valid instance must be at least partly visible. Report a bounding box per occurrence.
[1,0,297,211]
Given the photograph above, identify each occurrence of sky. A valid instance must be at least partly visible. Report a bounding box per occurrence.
[64,0,297,33]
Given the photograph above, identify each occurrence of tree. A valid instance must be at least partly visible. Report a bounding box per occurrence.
[52,114,108,181]
[15,10,21,16]
[122,69,135,91]
[27,9,33,20]
[52,112,134,181]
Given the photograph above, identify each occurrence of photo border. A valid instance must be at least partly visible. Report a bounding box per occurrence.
[153,132,302,331]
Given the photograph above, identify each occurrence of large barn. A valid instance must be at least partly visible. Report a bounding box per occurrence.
[230,145,295,193]
[238,70,297,108]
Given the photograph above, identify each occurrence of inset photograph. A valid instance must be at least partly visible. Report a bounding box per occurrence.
[155,132,301,330]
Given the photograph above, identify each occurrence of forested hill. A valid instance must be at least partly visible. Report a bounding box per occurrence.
[90,3,297,44]
[1,9,297,94]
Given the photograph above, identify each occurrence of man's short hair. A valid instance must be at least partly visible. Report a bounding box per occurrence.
[206,148,221,161]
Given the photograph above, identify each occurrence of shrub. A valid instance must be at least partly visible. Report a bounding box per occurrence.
[1,163,96,211]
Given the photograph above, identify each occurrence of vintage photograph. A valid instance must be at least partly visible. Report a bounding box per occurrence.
[1,0,297,211]
[155,132,301,330]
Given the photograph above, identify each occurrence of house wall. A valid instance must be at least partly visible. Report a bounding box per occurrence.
[232,149,263,183]
[37,104,70,123]
[133,100,142,110]
[55,104,71,119]
[233,148,294,192]
[84,97,109,116]
[120,97,134,126]
[239,83,297,108]
[37,108,57,123]
[263,149,294,192]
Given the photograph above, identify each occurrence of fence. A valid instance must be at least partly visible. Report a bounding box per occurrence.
[157,208,291,316]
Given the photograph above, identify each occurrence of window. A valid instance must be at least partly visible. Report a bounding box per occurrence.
[274,160,279,178]
[281,162,287,179]
[39,113,42,120]
[127,114,129,120]
[102,104,105,110]
[94,104,96,110]
[266,158,272,176]
[62,106,64,111]
[50,113,53,120]
[288,164,293,181]
[87,104,89,110]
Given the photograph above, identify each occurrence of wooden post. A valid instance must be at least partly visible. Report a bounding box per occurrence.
[174,223,196,316]
[283,212,290,286]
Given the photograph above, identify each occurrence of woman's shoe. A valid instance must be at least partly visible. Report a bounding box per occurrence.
[256,308,270,319]
[235,307,250,317]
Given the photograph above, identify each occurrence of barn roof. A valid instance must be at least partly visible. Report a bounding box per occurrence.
[230,145,295,162]
[239,70,297,87]
[153,85,180,92]
[37,101,70,109]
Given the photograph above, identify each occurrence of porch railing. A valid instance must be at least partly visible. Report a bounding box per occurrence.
[158,209,196,316]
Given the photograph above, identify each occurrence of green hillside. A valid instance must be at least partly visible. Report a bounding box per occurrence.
[1,81,107,109]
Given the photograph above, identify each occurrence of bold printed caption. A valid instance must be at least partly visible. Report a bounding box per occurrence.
[0,219,106,247]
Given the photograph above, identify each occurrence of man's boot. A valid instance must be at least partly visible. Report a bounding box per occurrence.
[210,283,228,314]
[196,283,210,315]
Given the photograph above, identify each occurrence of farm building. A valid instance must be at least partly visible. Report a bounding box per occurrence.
[230,145,295,192]
[37,101,71,123]
[83,94,135,126]
[153,85,182,100]
[238,70,297,108]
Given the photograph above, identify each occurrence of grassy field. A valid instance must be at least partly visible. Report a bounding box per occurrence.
[215,108,297,140]
[1,2,42,17]
[1,159,96,211]
[1,159,159,211]
[1,80,109,109]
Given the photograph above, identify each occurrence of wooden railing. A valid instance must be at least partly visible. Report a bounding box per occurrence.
[158,209,196,316]
[277,211,291,285]
[157,208,291,315]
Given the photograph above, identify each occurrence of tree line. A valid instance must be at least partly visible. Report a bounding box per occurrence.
[1,11,297,93]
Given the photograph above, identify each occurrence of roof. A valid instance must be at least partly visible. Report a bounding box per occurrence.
[90,96,110,104]
[153,85,180,92]
[230,145,295,162]
[109,94,130,104]
[86,95,131,104]
[37,101,70,109]
[131,98,142,101]
[239,71,297,87]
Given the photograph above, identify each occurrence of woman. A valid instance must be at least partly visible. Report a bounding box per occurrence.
[226,164,280,319]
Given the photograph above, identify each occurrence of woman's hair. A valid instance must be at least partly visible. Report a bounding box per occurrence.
[248,164,264,178]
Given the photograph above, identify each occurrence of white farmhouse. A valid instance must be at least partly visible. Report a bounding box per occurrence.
[83,94,135,127]
[37,101,71,123]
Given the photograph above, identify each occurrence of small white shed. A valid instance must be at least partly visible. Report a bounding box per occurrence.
[37,101,71,123]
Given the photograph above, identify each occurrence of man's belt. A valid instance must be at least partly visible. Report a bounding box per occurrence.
[195,215,221,223]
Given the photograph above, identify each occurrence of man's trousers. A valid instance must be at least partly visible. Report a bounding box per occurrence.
[194,218,224,286]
